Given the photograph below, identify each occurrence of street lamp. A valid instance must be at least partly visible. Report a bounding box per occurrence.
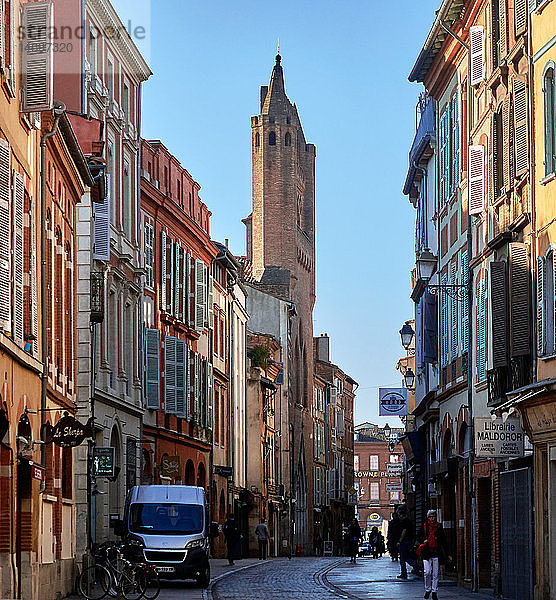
[399,322,415,351]
[383,423,391,440]
[403,368,415,390]
[416,248,437,281]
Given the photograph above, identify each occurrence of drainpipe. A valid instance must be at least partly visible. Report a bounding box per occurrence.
[413,161,428,249]
[40,101,66,466]
[438,21,477,593]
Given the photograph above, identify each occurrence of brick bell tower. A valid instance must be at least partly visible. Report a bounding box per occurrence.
[248,53,317,554]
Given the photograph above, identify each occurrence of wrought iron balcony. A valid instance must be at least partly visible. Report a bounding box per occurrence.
[487,365,510,406]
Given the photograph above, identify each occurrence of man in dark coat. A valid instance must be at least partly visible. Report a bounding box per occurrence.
[223,514,241,565]
[387,511,402,561]
[347,518,362,563]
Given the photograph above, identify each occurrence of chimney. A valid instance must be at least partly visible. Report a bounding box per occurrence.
[316,333,330,363]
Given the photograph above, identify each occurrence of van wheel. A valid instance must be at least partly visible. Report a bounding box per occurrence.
[197,565,210,588]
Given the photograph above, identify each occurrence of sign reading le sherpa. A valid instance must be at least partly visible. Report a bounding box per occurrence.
[474,417,525,458]
[379,388,407,416]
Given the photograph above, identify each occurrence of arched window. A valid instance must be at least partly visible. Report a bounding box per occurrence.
[197,463,206,488]
[269,131,276,146]
[544,64,556,176]
[255,132,260,147]
[285,132,292,146]
[185,459,195,485]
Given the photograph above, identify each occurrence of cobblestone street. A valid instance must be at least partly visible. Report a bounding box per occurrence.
[141,555,496,600]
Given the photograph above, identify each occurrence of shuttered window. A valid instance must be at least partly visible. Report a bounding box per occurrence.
[513,79,529,176]
[439,109,449,206]
[206,363,213,430]
[499,0,507,61]
[145,328,160,409]
[476,279,487,382]
[93,178,110,261]
[542,250,556,356]
[450,91,460,196]
[470,26,485,86]
[462,251,469,352]
[514,0,527,34]
[160,231,167,311]
[543,66,556,176]
[21,1,54,112]
[441,274,448,366]
[469,145,485,215]
[12,171,24,345]
[194,259,206,331]
[165,335,177,414]
[30,195,38,355]
[423,291,437,364]
[144,222,154,289]
[502,96,513,189]
[185,252,191,326]
[174,241,181,318]
[175,338,187,417]
[493,108,504,200]
[490,261,508,367]
[537,256,545,356]
[509,243,531,357]
[0,139,11,334]
[450,261,458,359]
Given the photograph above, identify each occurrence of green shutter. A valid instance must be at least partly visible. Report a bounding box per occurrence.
[176,339,186,417]
[165,335,177,414]
[476,280,487,382]
[145,328,160,409]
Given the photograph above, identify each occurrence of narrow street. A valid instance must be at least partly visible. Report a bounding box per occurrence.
[148,555,493,600]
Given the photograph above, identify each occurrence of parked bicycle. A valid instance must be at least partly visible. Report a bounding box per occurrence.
[77,540,148,600]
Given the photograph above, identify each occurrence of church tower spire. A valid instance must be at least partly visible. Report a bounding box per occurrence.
[260,53,288,116]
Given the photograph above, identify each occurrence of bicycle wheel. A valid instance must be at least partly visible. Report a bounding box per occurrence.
[77,565,112,600]
[120,564,147,600]
[142,567,161,600]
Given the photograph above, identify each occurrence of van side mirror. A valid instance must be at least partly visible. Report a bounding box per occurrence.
[208,522,220,538]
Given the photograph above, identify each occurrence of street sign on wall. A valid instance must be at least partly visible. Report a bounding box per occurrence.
[474,417,525,458]
[379,388,407,416]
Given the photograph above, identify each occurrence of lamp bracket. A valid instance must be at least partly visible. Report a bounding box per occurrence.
[426,284,467,301]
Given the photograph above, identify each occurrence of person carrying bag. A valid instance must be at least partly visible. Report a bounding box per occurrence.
[419,510,452,600]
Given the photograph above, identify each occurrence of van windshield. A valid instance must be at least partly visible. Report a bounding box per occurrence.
[129,503,204,535]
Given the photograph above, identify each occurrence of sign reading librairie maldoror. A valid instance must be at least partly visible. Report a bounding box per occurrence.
[474,417,525,458]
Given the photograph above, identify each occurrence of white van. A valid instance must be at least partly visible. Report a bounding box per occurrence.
[121,485,216,587]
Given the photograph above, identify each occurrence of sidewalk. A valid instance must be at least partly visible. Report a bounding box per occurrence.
[326,556,495,600]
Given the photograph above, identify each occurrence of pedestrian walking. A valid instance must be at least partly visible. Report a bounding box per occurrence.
[369,526,381,559]
[224,514,241,565]
[254,517,270,560]
[387,512,402,561]
[347,518,361,563]
[418,510,451,599]
[377,531,385,557]
[396,507,418,579]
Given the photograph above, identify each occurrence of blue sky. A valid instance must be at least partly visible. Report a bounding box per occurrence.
[115,0,439,425]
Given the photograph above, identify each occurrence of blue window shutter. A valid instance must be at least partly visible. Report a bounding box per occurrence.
[165,335,177,414]
[544,68,556,176]
[439,111,448,206]
[451,261,458,359]
[441,274,448,366]
[462,251,469,352]
[476,280,487,382]
[145,328,160,409]
[176,339,186,417]
[424,291,437,364]
[537,256,545,356]
[451,91,459,194]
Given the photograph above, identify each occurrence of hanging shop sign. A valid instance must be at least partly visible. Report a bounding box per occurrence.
[379,388,407,416]
[474,417,525,458]
[367,512,383,526]
[214,465,233,478]
[93,447,115,477]
[385,482,403,492]
[387,463,403,477]
[161,455,181,479]
[45,414,94,447]
[31,463,45,481]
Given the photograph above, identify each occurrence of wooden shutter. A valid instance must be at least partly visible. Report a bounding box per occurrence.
[164,335,177,414]
[544,69,556,176]
[30,196,38,355]
[469,145,485,215]
[160,231,167,311]
[145,328,160,409]
[207,363,213,430]
[193,352,200,420]
[21,1,54,112]
[490,261,508,367]
[441,274,448,366]
[513,79,529,176]
[176,244,182,320]
[439,110,449,206]
[185,252,191,327]
[0,139,11,334]
[451,91,460,195]
[462,251,469,353]
[168,238,174,315]
[176,339,186,417]
[12,171,24,345]
[423,292,437,364]
[451,261,458,359]
[528,0,538,12]
[208,272,214,329]
[510,243,531,357]
[93,176,110,260]
[515,0,527,34]
[476,280,487,382]
[537,256,545,356]
[194,259,205,331]
[499,0,507,60]
[503,96,513,189]
[470,26,485,86]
